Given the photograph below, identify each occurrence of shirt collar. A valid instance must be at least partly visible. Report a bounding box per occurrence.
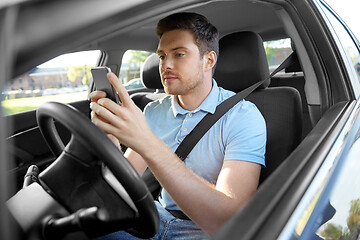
[171,79,219,117]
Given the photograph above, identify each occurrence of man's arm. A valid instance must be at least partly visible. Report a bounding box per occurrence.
[90,72,261,235]
[135,134,260,235]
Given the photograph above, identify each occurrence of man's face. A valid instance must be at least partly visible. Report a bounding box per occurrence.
[157,29,207,96]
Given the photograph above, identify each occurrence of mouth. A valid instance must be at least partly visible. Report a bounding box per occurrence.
[163,75,178,83]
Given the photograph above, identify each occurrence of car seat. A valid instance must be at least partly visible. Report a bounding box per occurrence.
[269,51,312,139]
[214,31,303,184]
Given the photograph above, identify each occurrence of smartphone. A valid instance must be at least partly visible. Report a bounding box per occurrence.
[91,66,121,104]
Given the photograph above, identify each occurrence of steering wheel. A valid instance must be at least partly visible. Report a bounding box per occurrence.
[36,102,159,239]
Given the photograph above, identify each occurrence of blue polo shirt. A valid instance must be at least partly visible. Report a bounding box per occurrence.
[144,79,266,211]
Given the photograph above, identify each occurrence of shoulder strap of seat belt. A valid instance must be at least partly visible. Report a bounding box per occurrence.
[175,51,298,160]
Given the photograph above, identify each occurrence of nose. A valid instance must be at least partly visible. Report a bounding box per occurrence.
[160,56,173,73]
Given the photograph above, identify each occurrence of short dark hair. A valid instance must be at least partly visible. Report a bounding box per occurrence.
[156,12,219,58]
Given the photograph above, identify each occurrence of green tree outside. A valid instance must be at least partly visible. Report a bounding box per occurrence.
[320,198,360,239]
[127,50,152,68]
[67,65,93,85]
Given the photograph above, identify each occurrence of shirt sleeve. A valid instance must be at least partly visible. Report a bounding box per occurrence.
[223,100,266,166]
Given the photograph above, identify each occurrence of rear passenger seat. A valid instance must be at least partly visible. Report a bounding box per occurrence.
[131,54,166,111]
[269,52,312,139]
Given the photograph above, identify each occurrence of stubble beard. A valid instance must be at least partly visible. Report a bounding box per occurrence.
[163,66,204,96]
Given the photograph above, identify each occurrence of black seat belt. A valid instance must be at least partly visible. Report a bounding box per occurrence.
[142,51,298,199]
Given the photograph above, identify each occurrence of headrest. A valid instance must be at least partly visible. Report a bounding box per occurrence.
[140,53,162,89]
[214,31,270,92]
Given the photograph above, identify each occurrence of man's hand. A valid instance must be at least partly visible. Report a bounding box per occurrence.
[89,88,119,148]
[89,72,155,155]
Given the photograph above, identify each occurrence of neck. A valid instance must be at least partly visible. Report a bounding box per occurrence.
[177,78,213,111]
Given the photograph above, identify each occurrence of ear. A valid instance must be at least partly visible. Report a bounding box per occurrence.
[204,51,217,73]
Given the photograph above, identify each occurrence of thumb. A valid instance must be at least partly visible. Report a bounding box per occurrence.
[107,72,132,106]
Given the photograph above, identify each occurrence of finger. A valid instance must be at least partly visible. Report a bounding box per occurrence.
[90,110,96,121]
[107,72,132,106]
[91,109,111,124]
[90,102,113,121]
[89,90,107,102]
[96,97,127,118]
[90,101,125,128]
[91,104,122,133]
[92,114,120,136]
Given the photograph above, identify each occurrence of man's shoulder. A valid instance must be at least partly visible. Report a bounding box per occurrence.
[226,99,263,122]
[217,85,235,100]
[219,91,265,129]
[144,94,172,114]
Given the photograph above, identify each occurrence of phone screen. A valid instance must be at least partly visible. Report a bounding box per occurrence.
[91,67,120,104]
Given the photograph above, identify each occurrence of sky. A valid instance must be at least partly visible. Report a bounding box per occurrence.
[38,50,101,68]
[325,0,360,40]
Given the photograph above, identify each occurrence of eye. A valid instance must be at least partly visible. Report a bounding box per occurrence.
[175,53,184,57]
[158,55,165,60]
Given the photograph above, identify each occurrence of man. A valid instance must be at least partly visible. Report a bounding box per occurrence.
[90,12,266,239]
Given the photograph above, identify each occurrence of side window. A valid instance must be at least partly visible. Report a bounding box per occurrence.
[2,50,101,115]
[120,50,153,91]
[322,4,360,84]
[263,38,292,71]
[314,134,360,240]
